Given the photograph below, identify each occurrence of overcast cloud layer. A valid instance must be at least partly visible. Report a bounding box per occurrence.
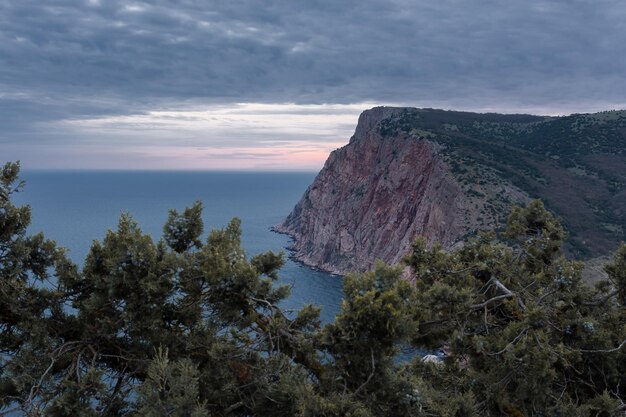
[2,0,626,169]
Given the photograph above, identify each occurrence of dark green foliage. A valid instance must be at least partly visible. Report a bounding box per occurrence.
[318,263,423,416]
[604,244,626,305]
[163,201,204,253]
[1,161,625,416]
[378,108,626,257]
[405,200,625,416]
[135,348,208,417]
[1,162,314,416]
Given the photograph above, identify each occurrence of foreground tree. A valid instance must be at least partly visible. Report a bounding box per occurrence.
[405,200,626,416]
[1,161,624,416]
[1,162,322,416]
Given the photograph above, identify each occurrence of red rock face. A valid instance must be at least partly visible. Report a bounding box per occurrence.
[275,107,466,275]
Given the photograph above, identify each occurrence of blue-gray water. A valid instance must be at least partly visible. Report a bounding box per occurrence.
[15,171,344,323]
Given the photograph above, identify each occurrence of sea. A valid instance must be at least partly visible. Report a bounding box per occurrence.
[14,170,344,324]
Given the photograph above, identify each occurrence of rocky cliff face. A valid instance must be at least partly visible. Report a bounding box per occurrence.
[275,107,513,274]
[276,106,626,274]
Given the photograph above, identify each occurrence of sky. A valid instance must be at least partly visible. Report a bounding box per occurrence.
[1,0,626,170]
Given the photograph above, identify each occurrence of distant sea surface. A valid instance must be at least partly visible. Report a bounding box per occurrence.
[15,171,343,323]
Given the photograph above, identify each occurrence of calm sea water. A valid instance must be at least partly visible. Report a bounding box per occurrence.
[15,171,344,323]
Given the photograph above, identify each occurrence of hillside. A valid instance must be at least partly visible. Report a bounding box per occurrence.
[276,107,626,274]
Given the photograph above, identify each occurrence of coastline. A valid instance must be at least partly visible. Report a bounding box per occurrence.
[270,225,345,277]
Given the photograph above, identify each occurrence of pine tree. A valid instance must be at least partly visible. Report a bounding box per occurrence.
[405,200,625,416]
[1,161,624,416]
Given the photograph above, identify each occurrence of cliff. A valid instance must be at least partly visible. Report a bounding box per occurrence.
[276,107,626,275]
[274,107,525,274]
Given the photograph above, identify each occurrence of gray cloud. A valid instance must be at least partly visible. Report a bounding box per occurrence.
[1,0,626,167]
[3,0,626,105]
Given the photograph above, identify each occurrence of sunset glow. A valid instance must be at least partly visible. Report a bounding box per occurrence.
[16,103,376,170]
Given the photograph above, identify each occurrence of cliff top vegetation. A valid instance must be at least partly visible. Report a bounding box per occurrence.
[378,108,626,257]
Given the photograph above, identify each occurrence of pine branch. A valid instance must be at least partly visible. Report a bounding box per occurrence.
[471,276,526,311]
[583,289,620,307]
[579,338,626,353]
